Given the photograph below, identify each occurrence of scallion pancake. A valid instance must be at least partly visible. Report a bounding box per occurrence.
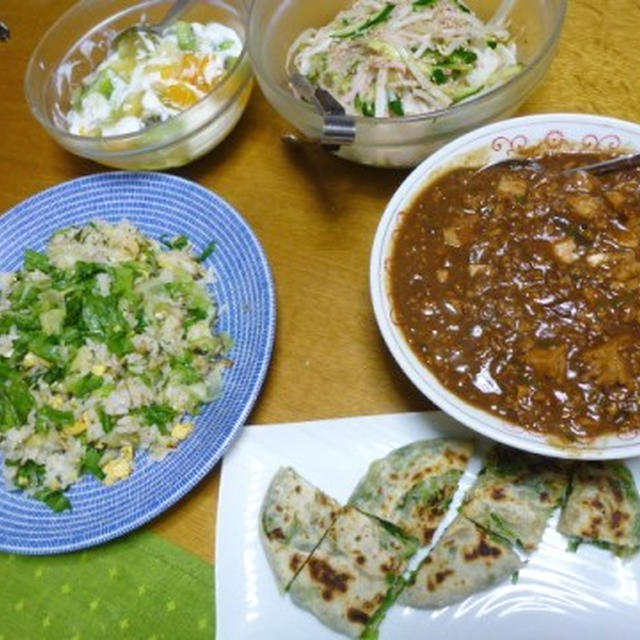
[261,467,341,590]
[349,438,473,545]
[399,515,522,609]
[461,445,570,550]
[558,461,640,554]
[289,506,417,638]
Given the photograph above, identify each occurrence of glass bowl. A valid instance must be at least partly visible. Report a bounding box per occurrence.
[25,0,253,170]
[248,0,567,168]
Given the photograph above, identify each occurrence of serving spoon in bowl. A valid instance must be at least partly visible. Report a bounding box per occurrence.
[478,152,640,175]
[488,0,517,26]
[563,153,640,175]
[283,73,356,151]
[112,0,199,46]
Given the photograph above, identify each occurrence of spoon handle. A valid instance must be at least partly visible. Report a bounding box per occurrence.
[156,0,200,32]
[565,153,640,175]
[489,0,516,26]
[289,73,356,148]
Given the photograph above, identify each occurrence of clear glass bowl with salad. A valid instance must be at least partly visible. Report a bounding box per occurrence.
[248,0,567,168]
[25,0,252,170]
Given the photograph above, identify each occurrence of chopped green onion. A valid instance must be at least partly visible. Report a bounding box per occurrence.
[355,94,375,117]
[97,406,115,434]
[388,96,405,116]
[176,21,197,51]
[89,70,114,100]
[68,372,104,398]
[39,405,75,429]
[431,68,447,85]
[160,235,190,251]
[172,235,189,250]
[81,446,106,480]
[140,404,177,435]
[452,47,477,64]
[566,538,582,553]
[35,489,72,513]
[24,250,53,274]
[15,460,45,488]
[331,3,395,38]
[106,332,135,357]
[198,240,217,262]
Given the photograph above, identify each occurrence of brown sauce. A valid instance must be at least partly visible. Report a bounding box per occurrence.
[390,152,640,441]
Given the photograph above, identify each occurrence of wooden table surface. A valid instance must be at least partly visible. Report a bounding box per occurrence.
[2,0,640,564]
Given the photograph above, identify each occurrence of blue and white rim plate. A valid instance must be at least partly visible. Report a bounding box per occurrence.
[0,172,276,554]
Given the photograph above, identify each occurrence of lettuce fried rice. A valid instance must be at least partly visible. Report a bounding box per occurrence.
[0,220,231,512]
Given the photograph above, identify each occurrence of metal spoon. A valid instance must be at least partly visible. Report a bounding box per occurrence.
[0,21,10,42]
[564,153,640,175]
[284,73,356,151]
[113,0,198,46]
[488,0,516,27]
[476,157,544,173]
[477,152,640,175]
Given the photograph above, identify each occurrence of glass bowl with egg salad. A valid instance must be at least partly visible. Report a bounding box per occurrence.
[67,21,242,137]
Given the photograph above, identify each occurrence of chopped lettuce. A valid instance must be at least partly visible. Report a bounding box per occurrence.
[0,221,231,511]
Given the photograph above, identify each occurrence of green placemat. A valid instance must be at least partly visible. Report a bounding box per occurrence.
[0,531,214,640]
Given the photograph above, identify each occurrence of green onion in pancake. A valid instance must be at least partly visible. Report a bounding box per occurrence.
[399,514,522,609]
[461,445,571,551]
[349,438,473,545]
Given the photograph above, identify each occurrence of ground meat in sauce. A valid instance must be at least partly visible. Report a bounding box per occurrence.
[390,152,640,441]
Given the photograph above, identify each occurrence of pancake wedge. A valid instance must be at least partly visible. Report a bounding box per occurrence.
[261,467,341,590]
[349,438,473,545]
[461,445,570,550]
[289,506,417,638]
[558,461,640,555]
[399,515,522,609]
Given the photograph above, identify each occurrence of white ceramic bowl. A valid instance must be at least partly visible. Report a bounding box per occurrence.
[371,113,640,459]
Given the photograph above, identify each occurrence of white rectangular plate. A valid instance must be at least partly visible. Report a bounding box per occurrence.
[216,412,640,639]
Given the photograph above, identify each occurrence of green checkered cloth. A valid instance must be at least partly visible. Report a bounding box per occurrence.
[0,531,214,640]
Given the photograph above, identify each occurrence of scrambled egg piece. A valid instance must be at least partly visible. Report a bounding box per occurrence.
[63,414,89,436]
[102,446,134,486]
[91,364,106,376]
[23,352,49,369]
[171,421,194,441]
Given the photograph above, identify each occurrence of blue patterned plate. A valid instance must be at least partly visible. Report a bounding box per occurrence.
[0,172,276,554]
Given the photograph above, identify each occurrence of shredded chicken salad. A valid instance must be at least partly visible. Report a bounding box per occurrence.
[0,221,231,511]
[286,0,521,118]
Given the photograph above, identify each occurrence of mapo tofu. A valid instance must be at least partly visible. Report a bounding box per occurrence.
[390,153,640,441]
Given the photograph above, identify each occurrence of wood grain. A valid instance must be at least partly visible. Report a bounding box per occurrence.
[1,1,639,564]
